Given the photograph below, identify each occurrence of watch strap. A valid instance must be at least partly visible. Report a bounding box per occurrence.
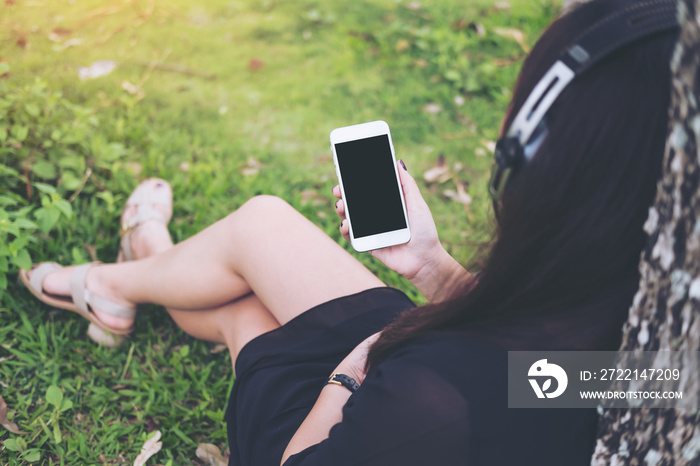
[327,373,360,393]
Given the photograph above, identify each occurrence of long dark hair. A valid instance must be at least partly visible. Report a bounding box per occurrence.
[368,0,677,365]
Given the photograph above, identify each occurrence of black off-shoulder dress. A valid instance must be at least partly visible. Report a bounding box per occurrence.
[225,287,597,466]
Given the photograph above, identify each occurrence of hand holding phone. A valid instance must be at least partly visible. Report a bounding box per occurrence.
[333,159,445,281]
[330,121,411,252]
[331,130,470,302]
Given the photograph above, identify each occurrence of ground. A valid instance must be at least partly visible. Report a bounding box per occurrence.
[0,0,556,463]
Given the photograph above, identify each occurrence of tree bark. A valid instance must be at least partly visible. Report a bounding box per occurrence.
[592,0,700,464]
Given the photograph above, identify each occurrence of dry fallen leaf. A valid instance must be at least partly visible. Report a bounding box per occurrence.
[481,140,496,154]
[16,36,29,49]
[240,157,262,177]
[83,243,98,262]
[52,27,72,36]
[451,19,485,36]
[492,56,521,67]
[122,81,144,98]
[300,189,325,207]
[196,443,228,466]
[422,103,442,115]
[0,395,27,434]
[395,39,410,53]
[413,58,428,68]
[493,27,529,53]
[125,161,143,175]
[78,60,116,80]
[423,154,451,184]
[248,58,265,71]
[471,22,486,37]
[443,181,472,206]
[209,344,227,354]
[48,28,72,43]
[494,1,511,10]
[54,38,84,52]
[133,430,162,466]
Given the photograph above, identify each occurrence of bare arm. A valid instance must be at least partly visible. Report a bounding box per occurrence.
[280,333,470,466]
[280,384,350,464]
[405,245,472,303]
[281,333,379,465]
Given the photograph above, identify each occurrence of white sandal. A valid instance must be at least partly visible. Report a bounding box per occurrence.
[20,180,172,347]
[20,262,136,347]
[118,178,173,262]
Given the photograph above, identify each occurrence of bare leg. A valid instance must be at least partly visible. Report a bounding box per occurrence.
[98,195,384,324]
[168,296,280,365]
[40,195,383,360]
[114,218,281,361]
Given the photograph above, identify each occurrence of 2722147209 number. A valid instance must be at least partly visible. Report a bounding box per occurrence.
[596,368,680,381]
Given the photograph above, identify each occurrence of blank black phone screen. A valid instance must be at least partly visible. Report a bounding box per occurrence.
[335,134,407,238]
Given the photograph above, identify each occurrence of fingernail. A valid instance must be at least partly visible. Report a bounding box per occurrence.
[400,160,407,171]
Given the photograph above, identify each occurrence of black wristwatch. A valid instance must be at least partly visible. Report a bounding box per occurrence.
[327,373,360,393]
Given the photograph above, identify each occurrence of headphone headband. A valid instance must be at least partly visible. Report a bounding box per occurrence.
[489,0,679,202]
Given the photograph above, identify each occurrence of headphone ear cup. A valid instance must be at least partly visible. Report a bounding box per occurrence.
[489,137,525,202]
[494,137,525,171]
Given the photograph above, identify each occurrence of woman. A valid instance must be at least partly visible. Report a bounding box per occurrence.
[21,0,676,464]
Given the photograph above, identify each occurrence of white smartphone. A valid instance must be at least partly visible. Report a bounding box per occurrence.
[330,120,411,252]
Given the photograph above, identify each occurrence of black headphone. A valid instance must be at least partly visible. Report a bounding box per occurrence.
[488,0,680,206]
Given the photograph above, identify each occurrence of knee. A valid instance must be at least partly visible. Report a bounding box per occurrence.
[225,195,293,231]
[238,195,291,216]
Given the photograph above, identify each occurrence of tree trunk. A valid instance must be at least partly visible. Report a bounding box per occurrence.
[592,0,700,464]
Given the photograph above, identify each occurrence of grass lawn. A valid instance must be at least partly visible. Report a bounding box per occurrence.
[1,0,558,463]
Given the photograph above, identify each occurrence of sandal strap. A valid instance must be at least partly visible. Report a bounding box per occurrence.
[86,292,137,319]
[70,263,95,314]
[120,206,166,262]
[29,262,61,293]
[127,181,171,208]
[119,180,172,262]
[122,205,167,233]
[122,179,172,231]
[121,233,135,263]
[69,262,136,319]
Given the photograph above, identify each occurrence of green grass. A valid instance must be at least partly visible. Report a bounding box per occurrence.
[1,0,557,463]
